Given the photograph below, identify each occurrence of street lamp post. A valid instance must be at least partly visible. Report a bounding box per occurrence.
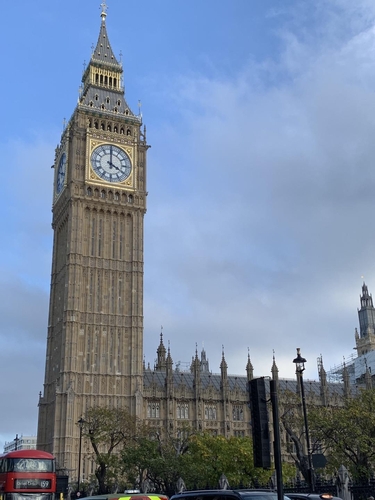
[293,348,315,492]
[14,434,19,451]
[77,417,85,495]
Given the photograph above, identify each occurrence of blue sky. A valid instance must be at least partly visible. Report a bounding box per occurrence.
[2,0,375,450]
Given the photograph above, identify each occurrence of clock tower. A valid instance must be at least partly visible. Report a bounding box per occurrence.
[37,3,149,472]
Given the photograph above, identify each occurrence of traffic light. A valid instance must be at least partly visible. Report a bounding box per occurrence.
[249,377,271,469]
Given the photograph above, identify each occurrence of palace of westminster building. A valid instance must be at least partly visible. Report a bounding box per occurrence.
[36,2,375,480]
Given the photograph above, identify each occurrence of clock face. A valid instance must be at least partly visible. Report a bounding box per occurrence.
[56,152,67,194]
[90,144,132,183]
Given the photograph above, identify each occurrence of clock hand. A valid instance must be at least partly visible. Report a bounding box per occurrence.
[107,160,120,171]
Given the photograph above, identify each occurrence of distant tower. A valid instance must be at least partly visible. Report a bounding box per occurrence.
[318,355,328,406]
[271,353,279,385]
[356,282,375,355]
[37,3,149,473]
[246,350,254,381]
[155,331,167,371]
[200,347,210,372]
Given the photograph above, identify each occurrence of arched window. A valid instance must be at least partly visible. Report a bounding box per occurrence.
[90,216,96,256]
[147,402,160,418]
[205,405,217,420]
[177,403,189,419]
[232,405,244,421]
[98,217,103,256]
[112,219,117,258]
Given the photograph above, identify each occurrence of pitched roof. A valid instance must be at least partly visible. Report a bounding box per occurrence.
[143,369,347,398]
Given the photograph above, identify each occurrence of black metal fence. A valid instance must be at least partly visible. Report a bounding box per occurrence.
[284,476,337,495]
[283,476,375,500]
[185,477,375,500]
[348,478,375,500]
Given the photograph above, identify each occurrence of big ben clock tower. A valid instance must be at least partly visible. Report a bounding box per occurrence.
[37,3,149,471]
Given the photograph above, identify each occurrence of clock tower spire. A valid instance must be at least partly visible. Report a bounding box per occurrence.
[37,3,149,475]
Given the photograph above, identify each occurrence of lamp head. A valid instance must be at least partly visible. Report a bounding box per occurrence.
[293,347,307,372]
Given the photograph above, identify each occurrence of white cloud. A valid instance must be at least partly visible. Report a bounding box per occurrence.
[143,1,375,381]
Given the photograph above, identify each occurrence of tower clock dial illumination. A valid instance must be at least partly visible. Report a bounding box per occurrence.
[91,144,132,183]
[56,152,67,194]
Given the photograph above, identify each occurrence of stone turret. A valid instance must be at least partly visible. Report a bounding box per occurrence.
[246,350,254,382]
[200,347,210,372]
[356,282,375,355]
[318,355,328,406]
[155,331,166,371]
[192,346,201,392]
[271,353,279,383]
[165,343,174,396]
[220,346,228,390]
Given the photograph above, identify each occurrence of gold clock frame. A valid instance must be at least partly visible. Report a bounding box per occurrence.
[87,137,135,188]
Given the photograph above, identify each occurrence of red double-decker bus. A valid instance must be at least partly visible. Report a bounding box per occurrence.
[0,449,56,500]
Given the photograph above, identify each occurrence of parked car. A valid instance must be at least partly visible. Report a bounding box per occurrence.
[286,493,341,500]
[83,494,169,500]
[170,489,291,500]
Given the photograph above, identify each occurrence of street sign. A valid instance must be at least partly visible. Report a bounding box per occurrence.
[312,453,327,468]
